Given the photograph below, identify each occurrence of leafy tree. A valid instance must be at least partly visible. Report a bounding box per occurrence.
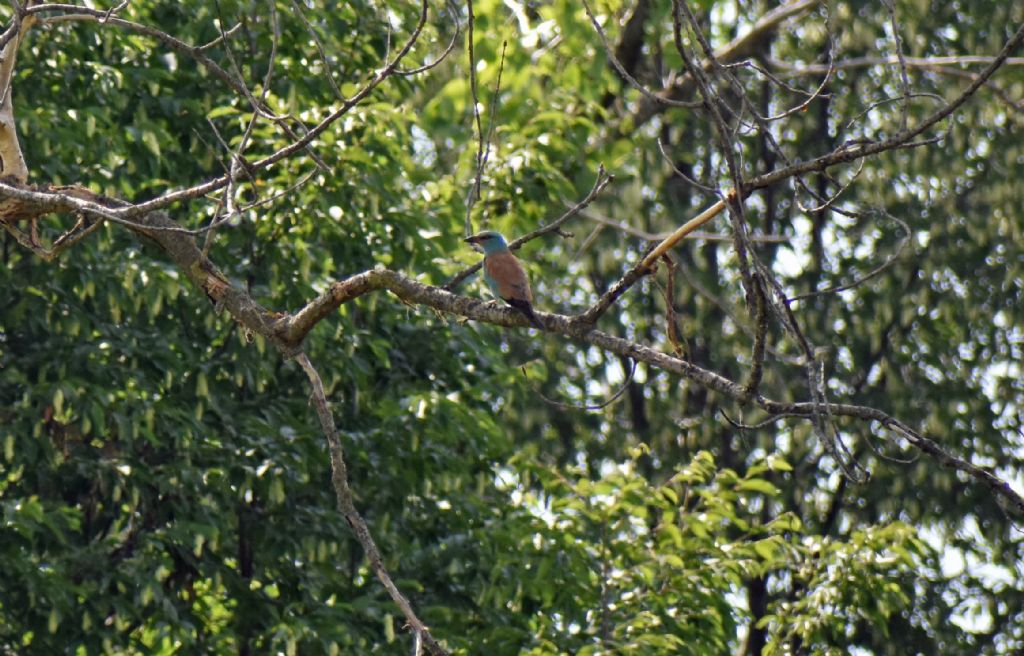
[1,1,1022,654]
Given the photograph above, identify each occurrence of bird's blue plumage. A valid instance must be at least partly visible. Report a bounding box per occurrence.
[473,230,510,255]
[465,230,543,328]
[473,231,512,297]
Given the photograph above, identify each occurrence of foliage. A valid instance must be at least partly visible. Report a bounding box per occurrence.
[2,0,1023,654]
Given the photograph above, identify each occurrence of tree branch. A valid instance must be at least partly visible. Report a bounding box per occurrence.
[3,183,1023,603]
[627,0,822,129]
[296,353,447,656]
[0,6,34,181]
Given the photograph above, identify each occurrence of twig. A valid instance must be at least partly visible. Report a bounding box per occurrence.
[289,0,345,100]
[539,358,637,411]
[575,193,729,328]
[789,211,910,302]
[672,0,757,306]
[29,3,329,171]
[748,18,1024,193]
[582,0,701,109]
[765,55,1024,76]
[629,0,822,128]
[397,0,461,76]
[656,137,718,193]
[117,0,432,218]
[462,38,508,237]
[100,0,128,23]
[198,22,243,50]
[577,206,787,243]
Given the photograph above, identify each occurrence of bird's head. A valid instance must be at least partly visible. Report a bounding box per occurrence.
[464,230,509,254]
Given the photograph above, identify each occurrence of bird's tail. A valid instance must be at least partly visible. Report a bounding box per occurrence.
[507,299,544,329]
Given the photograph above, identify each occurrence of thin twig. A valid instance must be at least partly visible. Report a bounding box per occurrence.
[577,207,787,243]
[789,211,910,302]
[198,22,243,50]
[656,137,718,193]
[118,0,432,217]
[539,358,637,411]
[289,0,345,101]
[582,0,701,109]
[397,0,461,76]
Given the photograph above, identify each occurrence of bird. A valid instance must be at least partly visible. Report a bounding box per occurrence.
[464,230,544,329]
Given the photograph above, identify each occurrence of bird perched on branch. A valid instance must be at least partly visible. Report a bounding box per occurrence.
[465,230,543,329]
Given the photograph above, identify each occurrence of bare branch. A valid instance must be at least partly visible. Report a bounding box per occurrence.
[577,206,787,243]
[289,0,345,101]
[539,358,637,411]
[574,193,729,327]
[746,18,1024,195]
[118,0,431,217]
[672,0,756,305]
[464,38,508,236]
[630,0,823,129]
[198,21,242,51]
[464,0,483,236]
[397,0,461,76]
[582,0,701,109]
[26,3,330,171]
[789,211,911,302]
[765,54,1024,77]
[656,137,718,193]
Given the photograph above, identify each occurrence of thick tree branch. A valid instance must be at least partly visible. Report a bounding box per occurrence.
[3,182,1023,593]
[283,266,1024,517]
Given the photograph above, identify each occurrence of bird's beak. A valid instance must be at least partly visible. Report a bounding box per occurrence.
[464,234,481,244]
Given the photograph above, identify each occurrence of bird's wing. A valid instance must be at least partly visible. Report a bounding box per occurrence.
[484,252,533,302]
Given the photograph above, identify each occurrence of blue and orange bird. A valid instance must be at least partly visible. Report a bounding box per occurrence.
[465,231,544,328]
